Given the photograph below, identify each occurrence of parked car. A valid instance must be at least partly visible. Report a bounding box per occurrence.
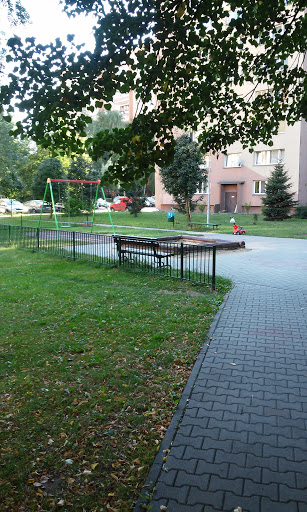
[24,200,51,213]
[145,196,156,207]
[55,203,65,212]
[0,198,28,213]
[96,198,111,211]
[110,197,132,211]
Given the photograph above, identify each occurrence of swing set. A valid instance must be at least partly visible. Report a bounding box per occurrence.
[38,178,115,234]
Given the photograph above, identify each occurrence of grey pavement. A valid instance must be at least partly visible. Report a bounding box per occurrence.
[135,234,307,512]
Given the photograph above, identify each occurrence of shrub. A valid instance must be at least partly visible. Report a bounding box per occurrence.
[294,206,307,219]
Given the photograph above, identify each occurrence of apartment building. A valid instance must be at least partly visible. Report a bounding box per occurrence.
[110,51,307,214]
[155,117,307,213]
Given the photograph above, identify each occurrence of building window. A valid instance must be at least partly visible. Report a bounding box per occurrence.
[119,104,129,119]
[278,120,286,133]
[254,149,284,165]
[255,89,272,98]
[224,153,242,168]
[196,182,208,194]
[253,181,267,194]
[196,161,209,194]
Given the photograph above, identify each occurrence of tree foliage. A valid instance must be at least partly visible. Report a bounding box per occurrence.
[1,0,30,27]
[87,109,127,181]
[1,0,306,184]
[159,134,206,222]
[0,113,31,197]
[262,162,297,220]
[67,156,94,212]
[32,157,65,200]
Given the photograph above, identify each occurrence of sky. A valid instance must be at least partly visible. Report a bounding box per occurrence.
[1,0,96,50]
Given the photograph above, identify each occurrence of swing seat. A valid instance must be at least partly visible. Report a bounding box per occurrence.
[82,221,93,227]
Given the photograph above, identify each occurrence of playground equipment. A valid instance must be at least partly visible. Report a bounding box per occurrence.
[39,178,115,234]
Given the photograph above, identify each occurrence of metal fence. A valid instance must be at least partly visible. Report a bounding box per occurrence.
[0,225,216,289]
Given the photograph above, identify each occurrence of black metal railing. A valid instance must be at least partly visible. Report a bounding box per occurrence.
[0,226,216,288]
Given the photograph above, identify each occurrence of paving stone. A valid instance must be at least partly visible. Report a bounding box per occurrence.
[196,460,229,478]
[214,449,246,467]
[184,446,215,463]
[246,454,278,471]
[175,470,209,489]
[172,434,203,450]
[262,468,296,486]
[209,475,243,494]
[243,479,278,500]
[228,463,261,482]
[279,484,307,503]
[261,498,299,512]
[295,472,307,489]
[232,440,262,457]
[191,426,220,440]
[153,482,189,503]
[262,442,294,460]
[187,488,224,509]
[223,492,261,511]
[164,455,197,473]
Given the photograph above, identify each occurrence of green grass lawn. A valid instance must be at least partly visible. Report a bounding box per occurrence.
[2,211,307,239]
[0,247,230,511]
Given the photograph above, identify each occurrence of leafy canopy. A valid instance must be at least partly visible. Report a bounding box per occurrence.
[1,0,307,184]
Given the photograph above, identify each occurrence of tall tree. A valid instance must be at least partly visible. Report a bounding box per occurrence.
[87,109,127,182]
[159,134,206,222]
[67,156,93,212]
[262,162,297,221]
[0,1,306,184]
[32,157,66,202]
[18,145,50,200]
[0,113,31,197]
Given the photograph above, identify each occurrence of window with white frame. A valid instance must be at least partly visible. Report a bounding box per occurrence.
[196,160,209,194]
[254,149,284,165]
[224,153,242,168]
[253,181,267,194]
[119,104,129,119]
[278,120,286,133]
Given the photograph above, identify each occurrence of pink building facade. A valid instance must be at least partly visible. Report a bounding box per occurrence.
[155,119,307,214]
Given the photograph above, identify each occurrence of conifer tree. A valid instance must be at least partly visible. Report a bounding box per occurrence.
[262,163,297,221]
[159,134,206,223]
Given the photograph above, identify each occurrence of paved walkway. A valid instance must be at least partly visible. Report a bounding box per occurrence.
[135,235,307,512]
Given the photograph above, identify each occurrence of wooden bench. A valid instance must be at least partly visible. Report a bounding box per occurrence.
[188,222,220,230]
[113,236,174,267]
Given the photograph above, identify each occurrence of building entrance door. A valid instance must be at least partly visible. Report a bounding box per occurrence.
[225,192,237,213]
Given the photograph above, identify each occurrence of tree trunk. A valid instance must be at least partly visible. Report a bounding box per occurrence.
[185,198,191,223]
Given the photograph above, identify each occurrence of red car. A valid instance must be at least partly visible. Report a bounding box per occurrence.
[110,197,132,211]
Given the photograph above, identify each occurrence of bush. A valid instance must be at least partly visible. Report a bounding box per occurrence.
[294,206,307,219]
[128,197,146,216]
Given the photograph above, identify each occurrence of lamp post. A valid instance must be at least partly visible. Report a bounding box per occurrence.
[206,154,211,225]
